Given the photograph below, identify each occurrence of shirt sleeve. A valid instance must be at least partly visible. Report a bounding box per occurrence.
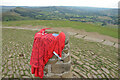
[54,32,65,58]
[30,37,40,68]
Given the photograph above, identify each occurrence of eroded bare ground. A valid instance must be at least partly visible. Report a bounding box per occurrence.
[2,26,119,48]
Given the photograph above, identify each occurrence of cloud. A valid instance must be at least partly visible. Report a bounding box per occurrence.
[1,0,119,8]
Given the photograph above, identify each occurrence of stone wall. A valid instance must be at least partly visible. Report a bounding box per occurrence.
[43,30,72,78]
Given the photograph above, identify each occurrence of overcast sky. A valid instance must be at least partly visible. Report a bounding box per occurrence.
[1,0,119,8]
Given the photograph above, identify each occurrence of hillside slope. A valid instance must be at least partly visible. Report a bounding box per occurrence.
[2,6,118,26]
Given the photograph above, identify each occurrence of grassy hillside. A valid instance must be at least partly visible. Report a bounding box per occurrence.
[2,20,118,38]
[2,6,118,26]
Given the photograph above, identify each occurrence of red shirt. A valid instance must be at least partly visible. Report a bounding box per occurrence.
[30,28,65,78]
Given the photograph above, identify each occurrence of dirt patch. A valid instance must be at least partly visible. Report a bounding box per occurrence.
[2,26,118,43]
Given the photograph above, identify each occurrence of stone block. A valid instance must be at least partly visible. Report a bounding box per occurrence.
[61,72,72,78]
[63,55,70,63]
[102,40,114,46]
[65,39,69,45]
[46,59,58,64]
[84,36,104,42]
[75,35,85,39]
[47,75,61,78]
[51,64,71,74]
[63,49,68,54]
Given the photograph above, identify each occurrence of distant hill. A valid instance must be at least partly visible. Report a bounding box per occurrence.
[2,6,118,26]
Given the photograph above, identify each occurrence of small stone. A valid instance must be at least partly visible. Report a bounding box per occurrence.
[5,76,9,78]
[71,54,79,60]
[31,74,35,78]
[8,61,12,65]
[20,71,24,75]
[97,75,102,78]
[101,74,105,78]
[92,70,98,74]
[93,55,97,58]
[25,71,29,75]
[3,69,7,74]
[90,65,97,69]
[14,74,17,78]
[8,66,12,70]
[87,73,92,78]
[19,66,22,70]
[21,62,25,66]
[24,64,30,70]
[72,71,80,78]
[90,51,95,55]
[22,76,29,78]
[101,67,110,74]
[8,71,13,75]
[23,66,26,70]
[86,63,90,65]
[77,61,83,65]
[84,65,91,70]
[103,72,110,78]
[97,70,102,74]
[2,74,5,78]
[79,72,87,78]
[110,74,114,78]
[16,70,19,74]
[92,75,97,78]
[15,66,18,70]
[75,35,85,39]
[73,68,87,78]
[2,62,5,66]
[111,71,116,77]
[9,55,12,58]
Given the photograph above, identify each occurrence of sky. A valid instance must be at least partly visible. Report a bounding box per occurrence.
[1,0,119,8]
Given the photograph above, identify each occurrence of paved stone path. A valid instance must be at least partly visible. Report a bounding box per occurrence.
[71,49,118,78]
[2,42,118,78]
[2,27,119,78]
[68,32,119,48]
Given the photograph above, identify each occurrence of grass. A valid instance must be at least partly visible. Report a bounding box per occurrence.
[2,20,118,38]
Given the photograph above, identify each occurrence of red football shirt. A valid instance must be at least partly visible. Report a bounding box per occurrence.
[30,28,65,78]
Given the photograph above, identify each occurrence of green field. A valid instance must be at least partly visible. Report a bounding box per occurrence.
[2,28,118,78]
[2,20,118,38]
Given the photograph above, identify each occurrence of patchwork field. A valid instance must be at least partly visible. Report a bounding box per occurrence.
[2,28,118,78]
